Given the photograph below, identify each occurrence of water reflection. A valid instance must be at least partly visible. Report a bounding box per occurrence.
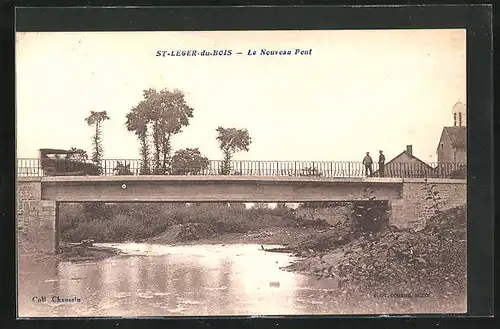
[19,243,321,317]
[18,243,460,317]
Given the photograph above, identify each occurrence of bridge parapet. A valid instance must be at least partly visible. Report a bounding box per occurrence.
[17,158,467,179]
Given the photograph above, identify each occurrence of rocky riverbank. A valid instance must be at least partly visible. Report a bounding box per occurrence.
[278,205,467,301]
[58,242,123,262]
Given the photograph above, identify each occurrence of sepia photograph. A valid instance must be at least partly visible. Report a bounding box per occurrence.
[16,29,467,317]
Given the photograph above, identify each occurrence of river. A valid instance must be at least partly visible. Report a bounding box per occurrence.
[18,243,348,317]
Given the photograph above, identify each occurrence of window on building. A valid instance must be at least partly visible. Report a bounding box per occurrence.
[454,113,457,126]
[441,143,444,150]
[458,112,462,126]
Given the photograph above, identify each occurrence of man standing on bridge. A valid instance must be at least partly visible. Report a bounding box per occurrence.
[363,152,373,177]
[378,150,386,177]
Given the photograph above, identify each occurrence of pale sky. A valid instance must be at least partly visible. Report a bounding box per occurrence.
[16,29,466,162]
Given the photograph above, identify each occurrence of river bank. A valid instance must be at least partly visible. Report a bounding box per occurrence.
[276,205,467,304]
[19,241,122,263]
[20,225,325,264]
[145,225,324,247]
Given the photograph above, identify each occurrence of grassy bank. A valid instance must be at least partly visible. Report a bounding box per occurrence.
[59,203,330,243]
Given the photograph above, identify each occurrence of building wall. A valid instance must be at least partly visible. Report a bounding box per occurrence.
[454,148,467,163]
[437,132,456,163]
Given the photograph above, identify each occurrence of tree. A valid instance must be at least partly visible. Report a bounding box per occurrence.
[126,88,194,174]
[125,106,150,174]
[85,111,110,173]
[114,161,133,175]
[253,203,269,210]
[215,127,252,175]
[276,202,288,209]
[66,147,88,161]
[171,148,210,175]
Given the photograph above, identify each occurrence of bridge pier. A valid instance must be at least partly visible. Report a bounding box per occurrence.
[389,180,467,229]
[17,179,59,255]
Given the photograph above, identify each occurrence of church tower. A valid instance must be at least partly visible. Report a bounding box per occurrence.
[452,101,466,127]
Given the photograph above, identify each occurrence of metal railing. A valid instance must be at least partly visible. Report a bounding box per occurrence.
[16,158,467,179]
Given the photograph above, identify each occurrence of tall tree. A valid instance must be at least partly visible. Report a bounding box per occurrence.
[171,148,209,175]
[215,127,252,174]
[126,88,194,174]
[85,110,110,173]
[125,106,150,174]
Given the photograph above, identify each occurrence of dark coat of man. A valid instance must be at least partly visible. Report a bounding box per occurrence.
[378,151,386,177]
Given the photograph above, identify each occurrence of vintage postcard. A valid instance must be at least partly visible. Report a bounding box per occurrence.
[16,29,467,317]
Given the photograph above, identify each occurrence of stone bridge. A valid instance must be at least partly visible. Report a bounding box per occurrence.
[17,176,466,254]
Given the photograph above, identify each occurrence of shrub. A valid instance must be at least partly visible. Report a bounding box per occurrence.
[350,187,390,233]
[59,202,317,243]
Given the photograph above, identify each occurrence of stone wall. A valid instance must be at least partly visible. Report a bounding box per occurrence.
[17,179,41,235]
[392,179,467,229]
[17,179,58,254]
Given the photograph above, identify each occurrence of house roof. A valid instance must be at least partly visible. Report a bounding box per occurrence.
[374,150,434,174]
[386,151,434,169]
[442,126,467,149]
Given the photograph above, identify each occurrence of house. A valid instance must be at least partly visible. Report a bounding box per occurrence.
[436,126,467,163]
[374,145,435,178]
[434,102,467,178]
[437,101,467,164]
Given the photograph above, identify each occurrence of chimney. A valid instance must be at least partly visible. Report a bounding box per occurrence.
[406,145,413,155]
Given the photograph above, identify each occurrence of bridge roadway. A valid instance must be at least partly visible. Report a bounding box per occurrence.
[17,175,466,254]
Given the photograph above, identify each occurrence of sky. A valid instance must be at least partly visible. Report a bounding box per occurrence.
[16,29,466,163]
